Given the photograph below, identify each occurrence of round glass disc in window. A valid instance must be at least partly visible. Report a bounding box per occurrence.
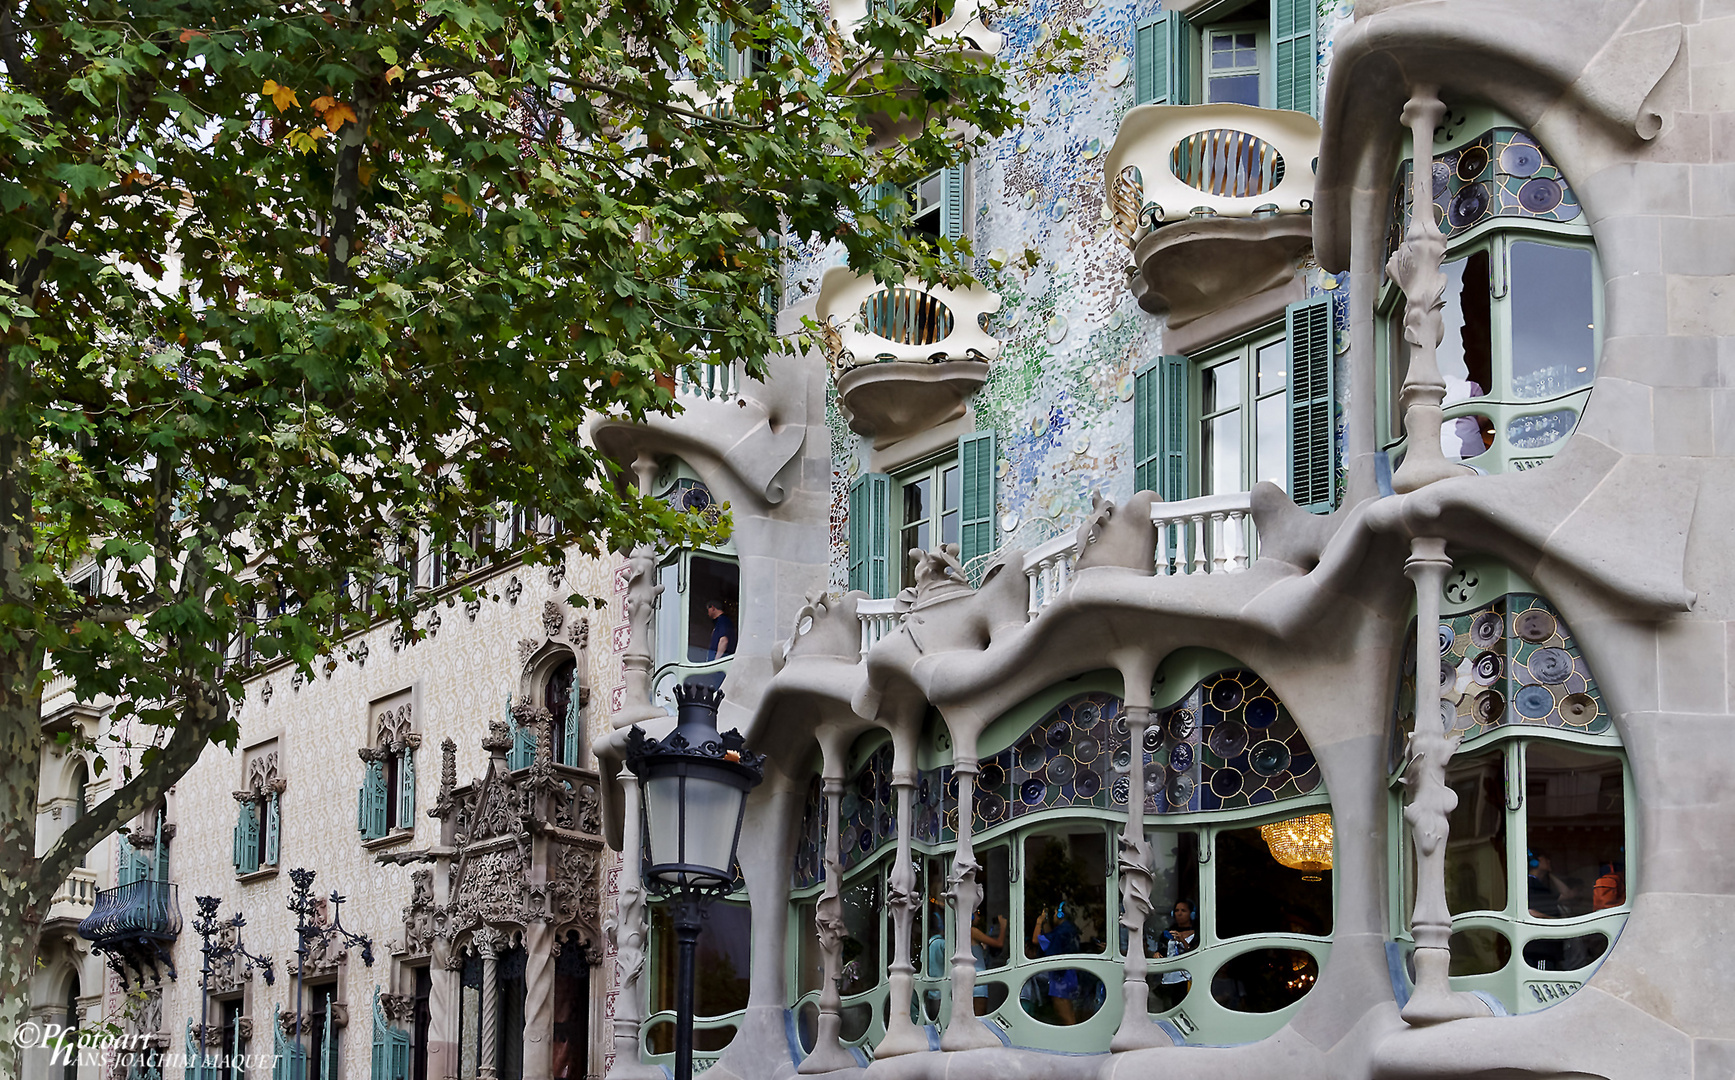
[1076,770,1102,799]
[1518,177,1563,213]
[1048,755,1077,785]
[1020,743,1047,772]
[979,761,1006,790]
[1209,767,1244,797]
[1076,702,1101,726]
[1074,735,1100,764]
[1167,708,1197,741]
[1250,740,1292,776]
[1514,609,1555,642]
[1438,624,1456,653]
[1113,746,1132,770]
[1473,651,1502,685]
[1244,698,1278,729]
[1020,778,1047,805]
[1501,141,1543,177]
[1561,692,1598,726]
[1457,145,1489,181]
[1111,775,1130,804]
[1046,721,1070,748]
[1210,678,1245,711]
[977,793,1006,822]
[1473,689,1505,724]
[1529,647,1573,684]
[1169,742,1194,773]
[1514,684,1555,720]
[1166,775,1195,807]
[1471,611,1503,648]
[1144,727,1164,754]
[1448,183,1490,228]
[1208,720,1249,759]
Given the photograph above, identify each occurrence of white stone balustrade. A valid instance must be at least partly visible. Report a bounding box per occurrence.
[1103,103,1321,248]
[815,267,1002,370]
[676,360,739,402]
[1152,492,1256,576]
[857,597,903,653]
[45,867,98,924]
[1021,533,1076,619]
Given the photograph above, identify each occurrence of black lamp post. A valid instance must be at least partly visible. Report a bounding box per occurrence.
[192,896,274,1080]
[286,869,373,1080]
[624,683,764,1080]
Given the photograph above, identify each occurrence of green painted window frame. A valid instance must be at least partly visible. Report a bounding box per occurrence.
[892,452,962,591]
[233,799,261,875]
[357,759,389,840]
[1190,325,1292,499]
[906,164,969,242]
[1133,355,1188,500]
[1197,19,1268,107]
[1286,296,1338,513]
[1376,228,1601,475]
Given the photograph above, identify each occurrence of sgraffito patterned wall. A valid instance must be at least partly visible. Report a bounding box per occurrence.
[808,0,1358,592]
[119,548,620,1061]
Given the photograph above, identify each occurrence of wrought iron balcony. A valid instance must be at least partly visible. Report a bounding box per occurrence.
[79,879,182,983]
[1104,104,1321,325]
[816,266,1001,445]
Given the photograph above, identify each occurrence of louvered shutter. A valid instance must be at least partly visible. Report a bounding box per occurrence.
[398,748,416,829]
[1134,356,1189,500]
[848,473,892,598]
[1286,297,1337,512]
[957,431,996,577]
[1272,0,1317,115]
[118,835,143,886]
[760,232,782,313]
[940,164,967,242]
[264,792,281,866]
[358,759,388,839]
[371,989,411,1080]
[1134,13,1190,106]
[234,801,260,875]
[273,1013,306,1080]
[705,20,730,72]
[508,695,535,770]
[562,690,582,766]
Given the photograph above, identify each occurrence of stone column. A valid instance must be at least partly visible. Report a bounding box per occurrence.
[606,766,662,1080]
[798,775,856,1072]
[1112,701,1168,1050]
[428,944,461,1080]
[1401,537,1489,1025]
[521,921,554,1080]
[939,758,996,1051]
[477,929,500,1080]
[875,761,925,1058]
[1387,86,1462,495]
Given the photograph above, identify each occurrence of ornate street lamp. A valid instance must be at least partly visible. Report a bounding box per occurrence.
[192,896,274,1080]
[286,869,374,1080]
[624,683,764,1080]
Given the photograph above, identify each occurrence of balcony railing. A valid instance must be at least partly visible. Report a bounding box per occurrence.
[43,867,98,926]
[78,879,183,944]
[856,597,903,653]
[815,267,1002,371]
[1103,103,1320,249]
[675,361,739,403]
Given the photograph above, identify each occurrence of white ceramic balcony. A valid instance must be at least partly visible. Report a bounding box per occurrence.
[816,266,1002,445]
[1103,104,1321,326]
[1025,492,1259,616]
[43,867,98,927]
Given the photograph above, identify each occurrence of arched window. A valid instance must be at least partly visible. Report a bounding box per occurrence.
[1378,113,1599,474]
[70,761,87,869]
[1390,573,1631,1013]
[651,469,738,710]
[544,658,580,767]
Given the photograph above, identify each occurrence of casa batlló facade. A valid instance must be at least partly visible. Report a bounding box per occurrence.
[28,2,1735,1080]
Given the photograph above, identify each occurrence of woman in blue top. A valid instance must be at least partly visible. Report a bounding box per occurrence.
[1030,902,1083,1024]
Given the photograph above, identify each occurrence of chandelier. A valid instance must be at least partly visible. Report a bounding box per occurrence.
[1260,813,1334,881]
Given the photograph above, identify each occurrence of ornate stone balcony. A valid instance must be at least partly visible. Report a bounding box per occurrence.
[1103,104,1321,325]
[816,265,1001,445]
[42,866,98,930]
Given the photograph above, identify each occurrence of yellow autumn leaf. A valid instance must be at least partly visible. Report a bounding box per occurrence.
[358,160,376,186]
[262,78,299,112]
[287,129,317,154]
[442,192,472,213]
[385,65,405,82]
[309,95,337,114]
[324,102,359,132]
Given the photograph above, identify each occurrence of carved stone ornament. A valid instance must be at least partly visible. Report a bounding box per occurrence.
[353,640,369,668]
[542,599,566,638]
[505,575,523,606]
[432,738,459,818]
[404,868,436,956]
[380,994,415,1026]
[426,608,442,638]
[549,556,567,587]
[290,670,304,693]
[466,597,482,621]
[574,617,589,649]
[908,544,974,610]
[260,681,274,705]
[236,1017,253,1043]
[518,638,541,671]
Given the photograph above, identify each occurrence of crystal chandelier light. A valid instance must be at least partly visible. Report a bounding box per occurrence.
[1261,812,1334,881]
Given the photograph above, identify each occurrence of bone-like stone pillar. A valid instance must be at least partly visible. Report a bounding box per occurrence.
[521,920,554,1080]
[1387,86,1463,495]
[606,767,663,1080]
[940,760,997,1050]
[1401,537,1490,1025]
[799,775,857,1072]
[876,768,926,1057]
[1112,703,1168,1050]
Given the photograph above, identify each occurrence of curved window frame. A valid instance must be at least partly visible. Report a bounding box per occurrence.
[642,893,754,1069]
[1376,225,1602,475]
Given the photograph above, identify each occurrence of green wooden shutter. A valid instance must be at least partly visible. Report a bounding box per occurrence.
[940,164,967,242]
[153,814,171,882]
[264,792,281,866]
[398,748,416,829]
[371,989,411,1080]
[118,834,144,886]
[1134,13,1191,106]
[234,801,260,875]
[1134,356,1189,500]
[358,759,388,839]
[273,1011,307,1080]
[957,431,996,576]
[760,232,782,313]
[1286,297,1337,512]
[705,20,730,72]
[847,473,891,598]
[562,689,582,766]
[1272,0,1316,115]
[508,695,534,770]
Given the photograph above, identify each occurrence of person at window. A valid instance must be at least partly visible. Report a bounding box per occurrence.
[970,909,1008,1015]
[1030,902,1084,1025]
[1527,850,1574,918]
[705,600,736,661]
[1593,857,1626,911]
[923,910,946,1020]
[1154,899,1198,983]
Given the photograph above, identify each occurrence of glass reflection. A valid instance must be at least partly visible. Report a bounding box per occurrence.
[1444,751,1508,914]
[972,847,1011,1013]
[840,873,882,995]
[1215,826,1332,939]
[1525,743,1624,922]
[1023,830,1108,1026]
[1510,242,1596,399]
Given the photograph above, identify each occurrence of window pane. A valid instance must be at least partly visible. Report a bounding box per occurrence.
[1256,341,1286,395]
[1215,821,1333,939]
[942,465,960,514]
[1439,251,1493,404]
[1204,410,1242,495]
[1525,744,1625,921]
[1386,307,1406,440]
[1023,829,1109,959]
[840,874,882,995]
[1444,751,1507,915]
[1208,73,1261,106]
[941,511,959,548]
[652,900,752,1017]
[1139,829,1201,957]
[688,556,739,663]
[1210,33,1237,69]
[1203,358,1241,413]
[1255,394,1286,491]
[796,901,823,996]
[1510,242,1596,400]
[903,476,931,526]
[970,846,1011,1014]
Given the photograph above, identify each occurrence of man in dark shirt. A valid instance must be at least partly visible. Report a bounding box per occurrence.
[706,601,736,660]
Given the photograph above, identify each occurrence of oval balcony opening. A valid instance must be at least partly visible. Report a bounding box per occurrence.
[1169,129,1287,199]
[859,287,955,349]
